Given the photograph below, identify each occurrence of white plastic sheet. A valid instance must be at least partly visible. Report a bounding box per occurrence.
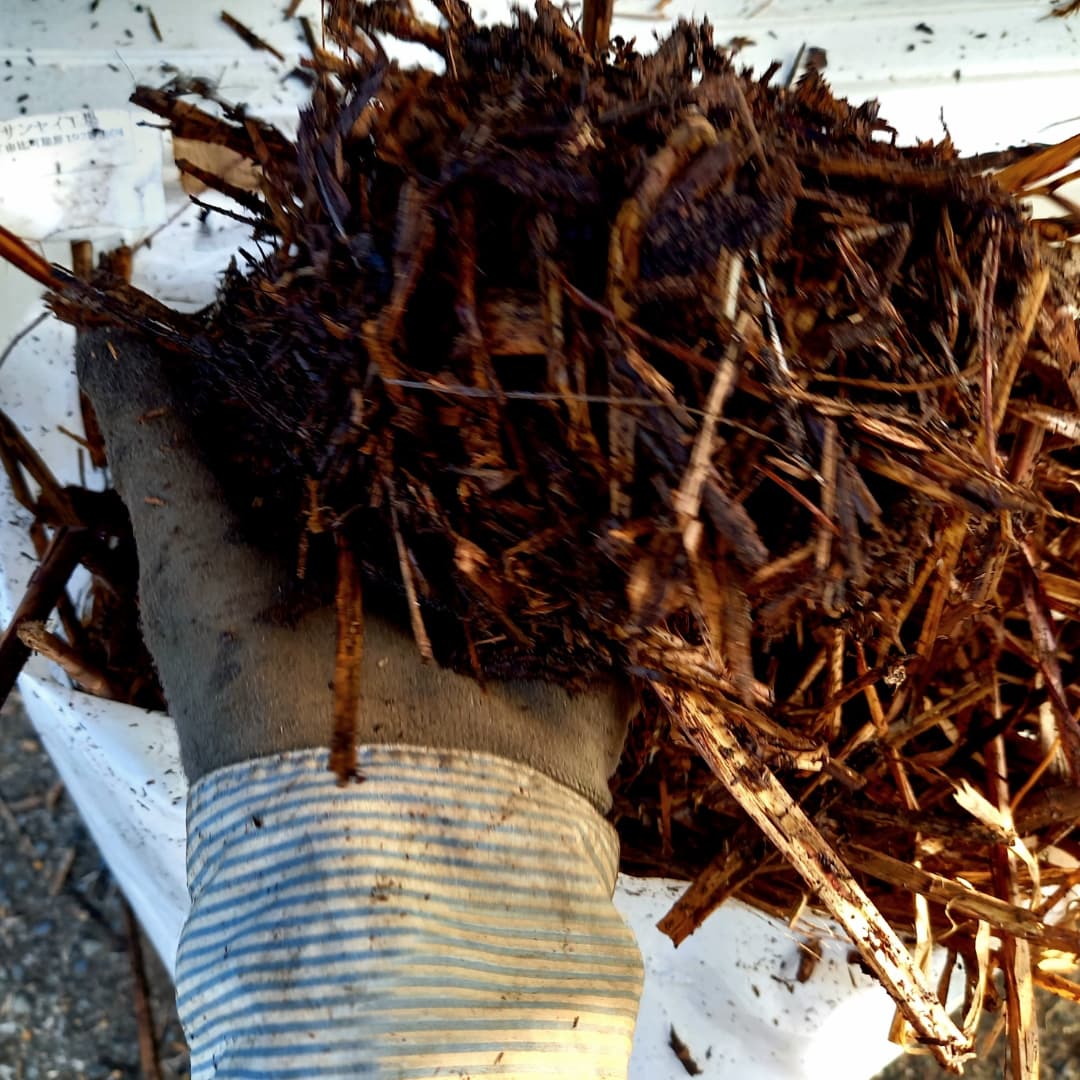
[4,1,1079,1074]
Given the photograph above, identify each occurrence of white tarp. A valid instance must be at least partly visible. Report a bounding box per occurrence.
[4,1,1078,1075]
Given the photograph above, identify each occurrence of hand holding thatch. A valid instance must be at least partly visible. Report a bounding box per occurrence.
[75,326,634,809]
[75,324,644,1077]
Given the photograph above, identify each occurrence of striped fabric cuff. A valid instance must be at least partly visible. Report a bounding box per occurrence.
[176,745,643,1079]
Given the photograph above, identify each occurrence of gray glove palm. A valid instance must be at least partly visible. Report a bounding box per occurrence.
[76,327,631,811]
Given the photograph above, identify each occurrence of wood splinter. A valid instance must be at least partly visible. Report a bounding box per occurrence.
[329,534,365,783]
[16,621,118,700]
[656,686,972,1072]
[0,528,89,706]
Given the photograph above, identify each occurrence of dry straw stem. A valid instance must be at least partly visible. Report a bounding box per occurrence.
[657,685,971,1069]
[1034,968,1080,1003]
[329,537,364,781]
[15,621,119,700]
[840,845,1080,956]
[985,735,1039,1080]
[657,830,772,944]
[220,10,286,62]
[0,529,88,703]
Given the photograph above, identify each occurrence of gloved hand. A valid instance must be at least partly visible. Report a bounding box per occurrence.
[75,328,631,810]
[76,326,643,1080]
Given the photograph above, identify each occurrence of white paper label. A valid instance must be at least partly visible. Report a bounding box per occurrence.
[1,109,134,170]
[0,107,166,244]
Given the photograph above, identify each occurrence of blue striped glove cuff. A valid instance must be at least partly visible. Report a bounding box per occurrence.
[176,746,643,1079]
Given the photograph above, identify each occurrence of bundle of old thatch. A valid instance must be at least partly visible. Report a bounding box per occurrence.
[4,1,1080,1069]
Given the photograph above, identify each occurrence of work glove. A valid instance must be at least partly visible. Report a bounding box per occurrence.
[76,326,644,1079]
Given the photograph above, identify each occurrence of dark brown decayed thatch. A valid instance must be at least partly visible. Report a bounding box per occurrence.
[3,2,1080,1070]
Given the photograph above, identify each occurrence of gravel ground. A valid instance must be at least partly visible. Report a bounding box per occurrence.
[2,683,1077,1080]
[0,689,189,1080]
